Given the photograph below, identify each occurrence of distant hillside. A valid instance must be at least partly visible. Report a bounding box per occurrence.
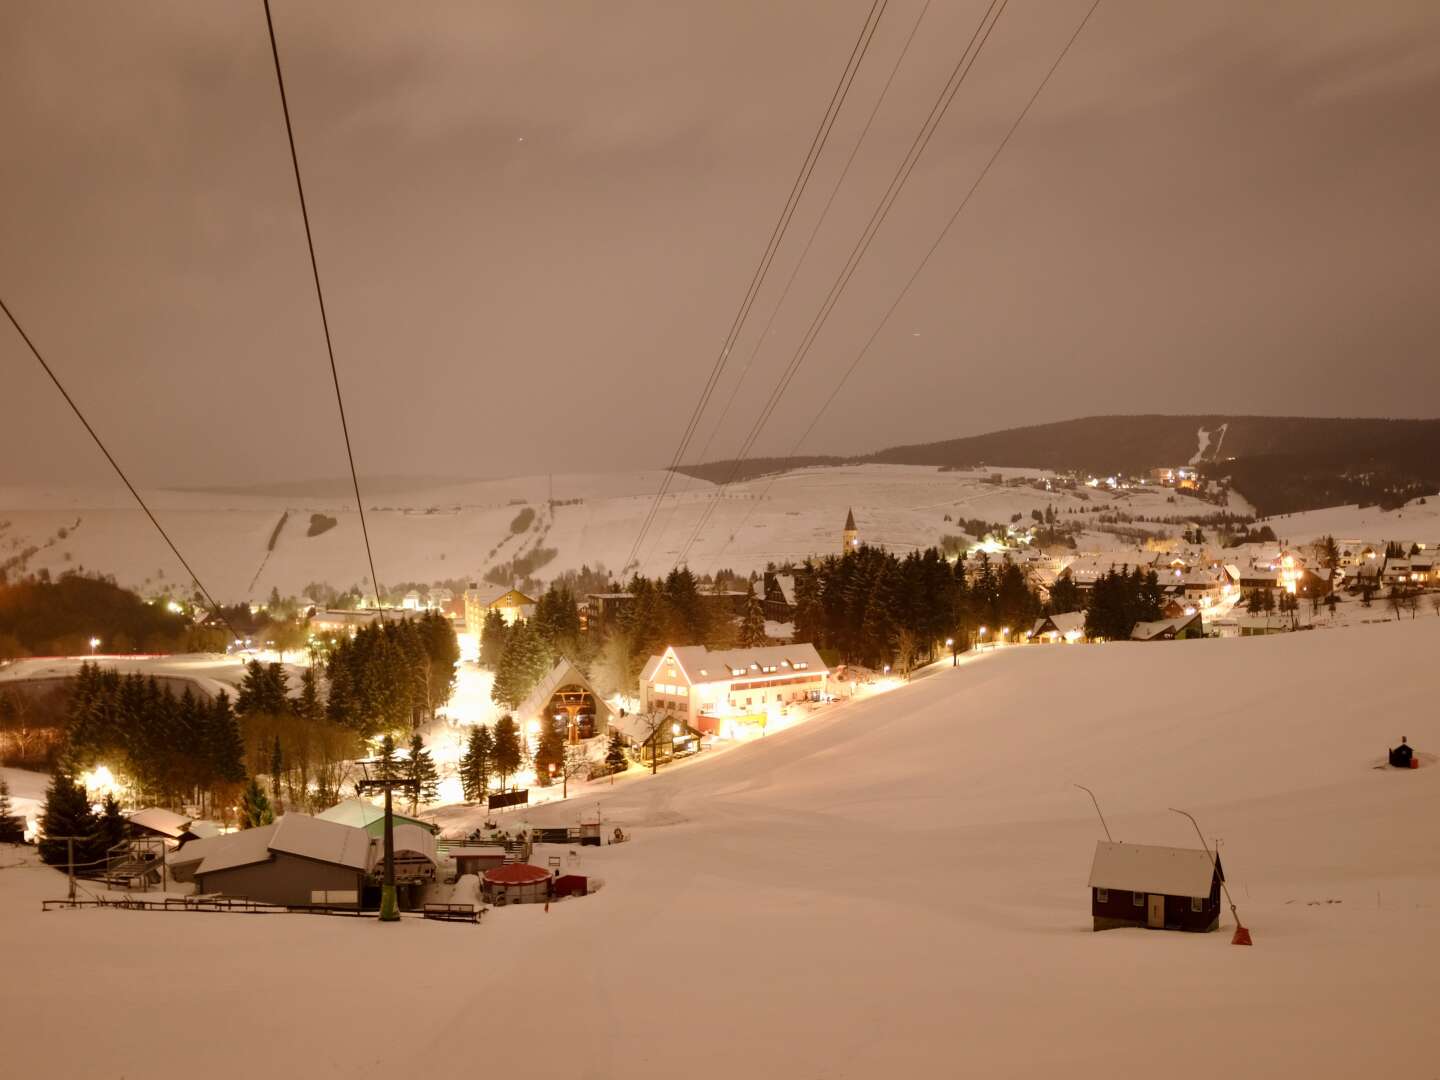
[675,416,1440,515]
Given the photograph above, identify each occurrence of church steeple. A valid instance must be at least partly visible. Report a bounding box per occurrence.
[842,508,858,551]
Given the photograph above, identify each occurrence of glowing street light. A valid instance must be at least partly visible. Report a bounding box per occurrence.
[946,637,957,667]
[88,637,100,655]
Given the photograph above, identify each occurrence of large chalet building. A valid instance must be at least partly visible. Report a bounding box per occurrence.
[640,644,829,734]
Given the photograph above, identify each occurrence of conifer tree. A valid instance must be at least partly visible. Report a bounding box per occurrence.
[459,725,494,802]
[491,621,553,710]
[238,777,274,829]
[491,716,523,789]
[738,585,768,647]
[0,776,22,843]
[479,609,509,670]
[206,692,247,786]
[375,734,401,781]
[270,735,284,813]
[99,793,126,854]
[533,720,566,787]
[405,733,440,811]
[38,770,99,868]
[605,730,628,781]
[297,665,324,723]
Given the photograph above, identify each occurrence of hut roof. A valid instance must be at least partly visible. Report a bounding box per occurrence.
[514,656,615,727]
[127,807,193,839]
[1088,841,1220,896]
[483,863,551,885]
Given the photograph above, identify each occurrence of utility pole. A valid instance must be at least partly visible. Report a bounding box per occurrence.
[49,834,94,903]
[355,773,419,922]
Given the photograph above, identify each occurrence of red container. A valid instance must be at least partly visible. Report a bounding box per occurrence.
[1411,757,1419,769]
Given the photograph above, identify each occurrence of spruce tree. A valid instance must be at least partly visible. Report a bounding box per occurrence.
[238,777,274,829]
[376,734,401,781]
[269,735,284,813]
[297,666,325,723]
[206,692,247,786]
[491,716,523,789]
[738,585,768,647]
[38,770,99,868]
[99,793,126,855]
[533,720,566,787]
[605,730,628,780]
[459,725,494,802]
[405,733,440,811]
[0,776,21,843]
[479,609,509,670]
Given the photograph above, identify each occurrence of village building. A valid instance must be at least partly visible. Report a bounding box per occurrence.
[1088,841,1224,932]
[515,656,617,743]
[610,711,704,765]
[1029,611,1087,644]
[175,814,375,909]
[1129,611,1204,641]
[843,508,859,552]
[463,585,537,639]
[762,571,798,622]
[309,608,386,637]
[582,592,634,638]
[639,643,829,736]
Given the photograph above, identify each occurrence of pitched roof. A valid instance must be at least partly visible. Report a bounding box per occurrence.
[1129,612,1202,641]
[1088,841,1221,896]
[127,807,193,839]
[515,656,616,727]
[268,814,373,871]
[844,508,856,531]
[315,797,436,835]
[193,823,280,876]
[640,643,828,685]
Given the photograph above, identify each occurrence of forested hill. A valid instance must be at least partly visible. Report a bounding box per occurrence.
[673,416,1440,516]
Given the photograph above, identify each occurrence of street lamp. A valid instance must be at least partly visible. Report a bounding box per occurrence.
[88,637,100,656]
[978,626,987,651]
[946,637,956,667]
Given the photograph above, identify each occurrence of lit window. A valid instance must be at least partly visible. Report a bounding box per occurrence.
[1096,888,1109,903]
[1191,897,1205,913]
[1132,892,1145,907]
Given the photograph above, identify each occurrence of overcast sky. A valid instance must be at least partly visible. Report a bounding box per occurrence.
[2,0,1438,489]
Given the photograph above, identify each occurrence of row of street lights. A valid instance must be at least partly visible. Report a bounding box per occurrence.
[941,626,1016,666]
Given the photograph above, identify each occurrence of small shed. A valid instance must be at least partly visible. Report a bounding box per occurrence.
[449,845,508,877]
[1130,611,1203,642]
[189,814,374,908]
[1088,841,1223,932]
[126,807,201,847]
[482,862,552,906]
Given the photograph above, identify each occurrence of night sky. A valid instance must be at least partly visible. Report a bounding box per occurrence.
[3,0,1437,488]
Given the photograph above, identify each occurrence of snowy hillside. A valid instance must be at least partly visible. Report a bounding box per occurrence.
[0,465,1229,601]
[3,618,1436,1078]
[1257,495,1440,547]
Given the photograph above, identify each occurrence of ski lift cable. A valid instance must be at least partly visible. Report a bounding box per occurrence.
[621,0,892,576]
[262,0,384,609]
[673,0,1010,569]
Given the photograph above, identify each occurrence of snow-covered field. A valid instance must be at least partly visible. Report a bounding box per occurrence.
[2,617,1436,1078]
[0,465,1226,600]
[1258,496,1440,547]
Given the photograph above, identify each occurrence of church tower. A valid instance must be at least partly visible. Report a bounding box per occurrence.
[842,508,859,552]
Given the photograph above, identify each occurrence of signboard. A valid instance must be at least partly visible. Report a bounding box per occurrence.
[487,789,529,810]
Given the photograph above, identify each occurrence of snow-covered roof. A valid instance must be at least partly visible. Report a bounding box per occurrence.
[268,814,373,871]
[1088,841,1220,896]
[640,643,827,685]
[315,797,436,834]
[384,823,438,865]
[126,807,192,839]
[1130,613,1201,641]
[193,823,280,876]
[515,656,615,727]
[774,574,796,605]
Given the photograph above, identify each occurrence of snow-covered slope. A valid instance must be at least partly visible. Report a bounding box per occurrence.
[0,465,1226,600]
[2,618,1435,1078]
[1258,495,1440,547]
